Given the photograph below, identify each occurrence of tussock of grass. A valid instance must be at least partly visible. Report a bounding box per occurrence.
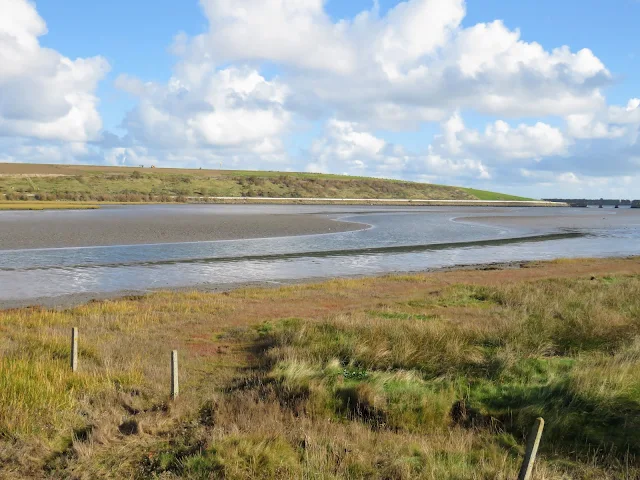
[2,261,640,478]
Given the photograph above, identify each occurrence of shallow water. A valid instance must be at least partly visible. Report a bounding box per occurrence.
[1,205,639,303]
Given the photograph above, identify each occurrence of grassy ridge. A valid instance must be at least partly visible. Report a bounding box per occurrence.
[0,163,532,202]
[1,258,640,478]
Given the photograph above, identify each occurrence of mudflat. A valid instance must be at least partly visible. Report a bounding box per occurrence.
[0,206,365,250]
[457,208,640,230]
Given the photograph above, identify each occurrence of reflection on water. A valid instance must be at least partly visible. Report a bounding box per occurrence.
[1,206,639,302]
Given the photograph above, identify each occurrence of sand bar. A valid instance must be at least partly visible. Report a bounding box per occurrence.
[0,205,366,250]
[456,208,640,230]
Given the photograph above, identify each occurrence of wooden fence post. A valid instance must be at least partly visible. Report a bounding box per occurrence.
[171,350,179,399]
[518,417,545,480]
[71,327,78,372]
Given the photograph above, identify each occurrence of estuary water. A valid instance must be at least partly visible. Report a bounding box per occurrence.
[1,205,639,305]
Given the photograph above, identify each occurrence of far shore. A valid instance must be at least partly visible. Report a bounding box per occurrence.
[1,196,568,208]
[184,197,568,207]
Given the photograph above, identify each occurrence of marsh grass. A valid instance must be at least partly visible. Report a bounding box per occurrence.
[1,261,640,478]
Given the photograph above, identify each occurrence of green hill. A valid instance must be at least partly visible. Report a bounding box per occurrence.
[0,163,532,202]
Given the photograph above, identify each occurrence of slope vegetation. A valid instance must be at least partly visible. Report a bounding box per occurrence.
[0,163,532,202]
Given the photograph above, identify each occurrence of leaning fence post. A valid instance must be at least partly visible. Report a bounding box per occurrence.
[171,350,179,399]
[71,327,78,372]
[518,417,545,480]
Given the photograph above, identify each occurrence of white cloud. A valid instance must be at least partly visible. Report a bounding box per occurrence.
[565,98,640,140]
[195,0,356,74]
[307,118,490,182]
[0,137,91,164]
[106,0,617,179]
[566,113,626,140]
[422,150,491,180]
[177,0,610,128]
[0,0,109,142]
[438,113,570,160]
[307,119,386,174]
[608,98,640,138]
[116,66,290,154]
[2,0,639,198]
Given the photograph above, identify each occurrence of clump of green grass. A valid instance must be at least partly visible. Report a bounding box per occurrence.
[259,276,640,472]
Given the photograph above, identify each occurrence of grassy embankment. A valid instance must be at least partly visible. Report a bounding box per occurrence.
[2,258,640,478]
[0,163,532,204]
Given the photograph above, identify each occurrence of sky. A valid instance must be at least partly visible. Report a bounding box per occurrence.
[1,0,639,199]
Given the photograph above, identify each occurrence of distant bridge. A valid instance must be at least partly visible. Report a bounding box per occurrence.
[544,199,637,208]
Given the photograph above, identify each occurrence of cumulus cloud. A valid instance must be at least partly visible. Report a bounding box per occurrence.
[172,0,611,129]
[307,118,490,183]
[438,113,571,160]
[565,98,640,140]
[307,119,386,174]
[0,0,109,142]
[195,0,356,74]
[2,0,639,198]
[103,0,622,185]
[116,66,290,156]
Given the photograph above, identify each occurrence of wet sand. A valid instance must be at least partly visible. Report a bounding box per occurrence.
[0,208,366,250]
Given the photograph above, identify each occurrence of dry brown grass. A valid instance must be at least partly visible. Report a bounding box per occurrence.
[0,202,99,210]
[1,258,640,478]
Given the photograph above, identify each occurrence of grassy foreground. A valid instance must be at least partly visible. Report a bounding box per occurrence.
[0,163,532,202]
[2,258,640,479]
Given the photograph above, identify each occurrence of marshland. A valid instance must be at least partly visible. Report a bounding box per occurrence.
[2,257,640,478]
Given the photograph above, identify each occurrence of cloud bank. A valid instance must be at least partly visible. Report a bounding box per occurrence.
[1,0,639,197]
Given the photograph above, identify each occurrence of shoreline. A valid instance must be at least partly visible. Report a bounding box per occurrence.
[3,256,637,311]
[1,198,567,208]
[185,197,567,207]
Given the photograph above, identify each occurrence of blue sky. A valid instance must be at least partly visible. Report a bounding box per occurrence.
[2,0,640,198]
